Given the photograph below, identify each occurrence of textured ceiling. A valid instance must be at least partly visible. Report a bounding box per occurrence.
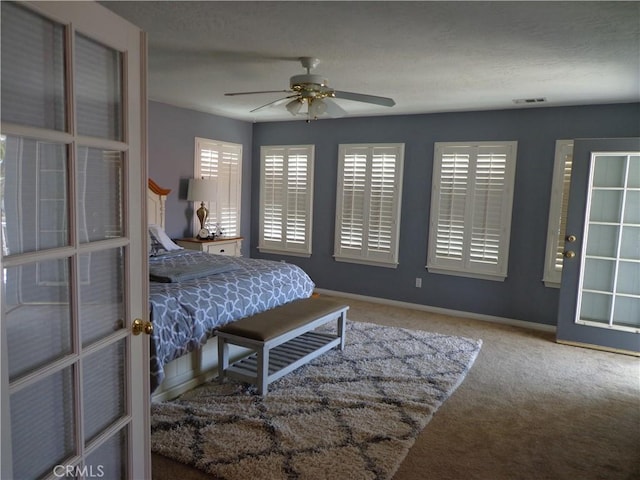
[102,1,640,122]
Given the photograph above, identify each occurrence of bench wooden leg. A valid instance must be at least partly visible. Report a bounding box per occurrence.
[217,336,229,383]
[338,310,347,351]
[257,346,269,396]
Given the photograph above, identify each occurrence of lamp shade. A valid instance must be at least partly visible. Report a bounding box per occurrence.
[286,99,303,115]
[187,178,217,202]
[308,98,327,117]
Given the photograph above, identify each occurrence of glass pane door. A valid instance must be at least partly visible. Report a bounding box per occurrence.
[557,138,640,354]
[1,2,148,479]
[578,154,640,331]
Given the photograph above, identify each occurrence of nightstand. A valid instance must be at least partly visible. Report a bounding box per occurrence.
[175,237,243,257]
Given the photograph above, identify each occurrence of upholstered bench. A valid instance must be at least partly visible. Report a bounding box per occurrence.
[216,297,349,396]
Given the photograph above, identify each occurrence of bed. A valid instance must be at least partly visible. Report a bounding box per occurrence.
[147,180,315,401]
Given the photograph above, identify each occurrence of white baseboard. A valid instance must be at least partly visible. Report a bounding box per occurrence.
[314,288,556,333]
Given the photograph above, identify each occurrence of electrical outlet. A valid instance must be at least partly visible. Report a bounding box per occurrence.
[415,277,422,288]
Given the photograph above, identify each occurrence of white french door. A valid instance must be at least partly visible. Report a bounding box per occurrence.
[1,2,149,479]
[557,138,640,354]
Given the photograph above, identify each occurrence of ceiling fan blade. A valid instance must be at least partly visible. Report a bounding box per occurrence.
[250,95,298,113]
[225,90,291,96]
[324,98,348,118]
[333,90,396,107]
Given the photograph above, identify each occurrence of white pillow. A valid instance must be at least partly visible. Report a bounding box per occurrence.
[148,224,183,251]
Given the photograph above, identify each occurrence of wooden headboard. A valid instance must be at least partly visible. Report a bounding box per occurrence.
[147,179,171,229]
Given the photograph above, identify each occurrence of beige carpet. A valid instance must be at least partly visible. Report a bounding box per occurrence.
[151,320,481,479]
[152,296,640,480]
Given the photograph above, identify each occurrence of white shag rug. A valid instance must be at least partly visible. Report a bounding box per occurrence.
[151,321,482,480]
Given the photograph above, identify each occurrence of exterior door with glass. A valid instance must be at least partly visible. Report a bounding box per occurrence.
[1,1,149,479]
[557,137,640,354]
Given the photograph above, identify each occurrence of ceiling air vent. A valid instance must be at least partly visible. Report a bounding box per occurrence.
[513,97,547,104]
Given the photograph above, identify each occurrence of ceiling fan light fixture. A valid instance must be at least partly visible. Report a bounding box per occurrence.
[286,98,303,115]
[308,98,327,118]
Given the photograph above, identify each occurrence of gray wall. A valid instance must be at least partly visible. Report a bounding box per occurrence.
[250,103,640,326]
[148,101,253,254]
[147,101,639,326]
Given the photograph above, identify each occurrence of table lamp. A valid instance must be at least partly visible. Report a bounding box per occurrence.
[187,178,217,238]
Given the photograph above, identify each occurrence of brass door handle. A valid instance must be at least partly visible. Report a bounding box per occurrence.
[566,234,577,243]
[132,318,153,335]
[563,251,576,259]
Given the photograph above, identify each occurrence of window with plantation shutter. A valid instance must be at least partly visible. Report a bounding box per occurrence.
[259,145,314,256]
[194,137,242,237]
[543,140,574,287]
[334,143,404,268]
[427,141,517,280]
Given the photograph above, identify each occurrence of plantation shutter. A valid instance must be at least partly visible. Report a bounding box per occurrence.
[543,140,574,286]
[262,151,284,243]
[334,144,404,268]
[369,150,397,253]
[433,148,470,263]
[259,145,314,256]
[428,142,517,280]
[338,149,367,253]
[555,150,573,269]
[195,137,242,237]
[286,151,310,246]
[470,146,510,267]
[218,145,241,236]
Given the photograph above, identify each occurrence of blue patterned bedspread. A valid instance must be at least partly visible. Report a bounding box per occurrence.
[149,251,315,391]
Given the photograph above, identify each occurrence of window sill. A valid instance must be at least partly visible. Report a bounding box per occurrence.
[543,279,561,288]
[257,247,311,258]
[426,266,506,282]
[334,256,398,269]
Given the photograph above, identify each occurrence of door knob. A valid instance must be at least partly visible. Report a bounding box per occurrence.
[132,318,153,335]
[566,234,577,243]
[563,251,576,259]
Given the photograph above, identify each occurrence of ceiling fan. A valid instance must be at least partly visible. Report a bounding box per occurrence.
[224,57,395,121]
